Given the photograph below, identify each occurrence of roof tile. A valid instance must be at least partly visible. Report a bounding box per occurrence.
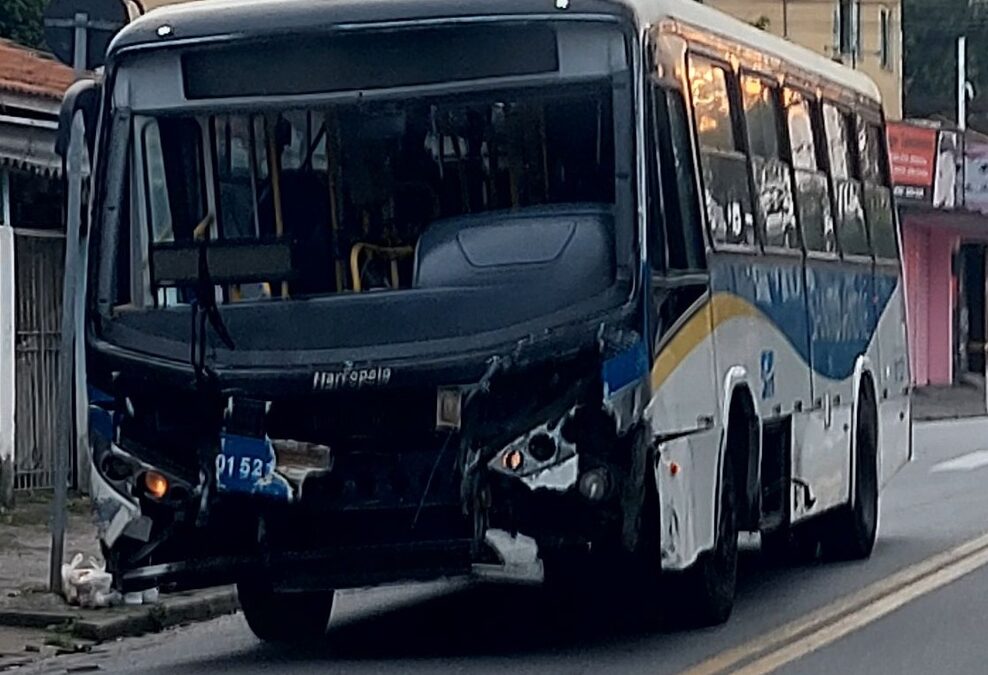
[0,39,75,101]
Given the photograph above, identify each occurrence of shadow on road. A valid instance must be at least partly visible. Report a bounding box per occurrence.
[149,539,907,673]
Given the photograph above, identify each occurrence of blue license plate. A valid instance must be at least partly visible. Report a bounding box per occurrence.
[216,434,292,501]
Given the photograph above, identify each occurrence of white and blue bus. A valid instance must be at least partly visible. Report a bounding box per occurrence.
[57,0,910,640]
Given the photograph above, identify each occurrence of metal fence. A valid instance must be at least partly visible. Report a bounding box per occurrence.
[13,229,67,491]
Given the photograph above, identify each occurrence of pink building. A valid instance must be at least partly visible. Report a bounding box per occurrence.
[894,122,988,388]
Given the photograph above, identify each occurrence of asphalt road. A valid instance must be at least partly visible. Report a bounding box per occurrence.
[28,417,988,675]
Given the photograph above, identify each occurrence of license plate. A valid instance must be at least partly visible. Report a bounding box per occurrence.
[216,434,292,501]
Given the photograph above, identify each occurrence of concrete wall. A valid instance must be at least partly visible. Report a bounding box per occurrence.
[706,0,903,120]
[0,176,15,507]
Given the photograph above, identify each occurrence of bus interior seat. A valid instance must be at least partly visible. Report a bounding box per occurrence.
[412,204,616,307]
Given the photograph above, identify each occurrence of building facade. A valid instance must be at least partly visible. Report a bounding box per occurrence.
[704,0,903,119]
[0,40,74,505]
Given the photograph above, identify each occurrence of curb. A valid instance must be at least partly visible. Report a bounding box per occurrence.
[0,587,239,642]
[914,414,988,423]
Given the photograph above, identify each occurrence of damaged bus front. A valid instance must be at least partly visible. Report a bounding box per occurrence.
[81,0,651,639]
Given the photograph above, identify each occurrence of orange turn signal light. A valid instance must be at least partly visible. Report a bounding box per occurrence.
[144,471,169,499]
[502,449,524,472]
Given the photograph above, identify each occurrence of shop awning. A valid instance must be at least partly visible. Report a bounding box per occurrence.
[0,114,61,178]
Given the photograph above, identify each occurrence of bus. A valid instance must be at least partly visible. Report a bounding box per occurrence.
[59,0,911,641]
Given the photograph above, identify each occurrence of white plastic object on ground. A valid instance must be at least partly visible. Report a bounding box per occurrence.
[60,553,122,608]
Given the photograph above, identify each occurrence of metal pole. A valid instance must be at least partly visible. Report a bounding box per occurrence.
[959,35,968,132]
[50,112,84,593]
[0,169,9,226]
[72,13,88,78]
[50,15,88,594]
[782,0,789,38]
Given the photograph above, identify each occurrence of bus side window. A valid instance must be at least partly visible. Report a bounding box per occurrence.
[785,89,835,254]
[742,75,797,249]
[859,119,898,260]
[651,87,705,271]
[688,57,755,249]
[823,103,869,257]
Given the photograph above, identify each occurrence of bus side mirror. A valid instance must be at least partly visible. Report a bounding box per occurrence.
[55,78,101,162]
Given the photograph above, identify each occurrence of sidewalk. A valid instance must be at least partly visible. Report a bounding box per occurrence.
[0,494,238,670]
[912,380,987,422]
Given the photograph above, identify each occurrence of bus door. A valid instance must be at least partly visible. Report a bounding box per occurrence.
[645,84,715,435]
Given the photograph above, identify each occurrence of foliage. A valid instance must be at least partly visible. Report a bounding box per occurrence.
[903,0,988,128]
[0,0,47,51]
[750,16,771,31]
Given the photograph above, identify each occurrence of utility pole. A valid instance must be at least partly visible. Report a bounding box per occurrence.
[959,35,968,132]
[48,15,88,594]
[43,0,128,597]
[957,34,988,415]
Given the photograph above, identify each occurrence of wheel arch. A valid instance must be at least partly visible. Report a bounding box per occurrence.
[717,367,761,532]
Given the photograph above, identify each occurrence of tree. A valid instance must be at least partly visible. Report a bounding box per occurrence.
[750,16,771,31]
[0,0,47,51]
[903,0,988,129]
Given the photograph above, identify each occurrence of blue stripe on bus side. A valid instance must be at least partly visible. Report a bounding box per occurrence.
[710,258,898,381]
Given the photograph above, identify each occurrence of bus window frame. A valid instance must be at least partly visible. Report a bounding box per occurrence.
[685,49,760,256]
[806,96,842,262]
[821,99,873,265]
[645,75,710,277]
[737,69,803,259]
[857,111,900,268]
[784,84,841,262]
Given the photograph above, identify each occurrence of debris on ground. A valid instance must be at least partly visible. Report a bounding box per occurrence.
[61,554,119,609]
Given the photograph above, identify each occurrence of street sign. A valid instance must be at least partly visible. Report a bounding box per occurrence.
[44,0,129,71]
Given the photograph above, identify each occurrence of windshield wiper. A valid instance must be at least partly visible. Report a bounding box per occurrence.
[188,214,236,383]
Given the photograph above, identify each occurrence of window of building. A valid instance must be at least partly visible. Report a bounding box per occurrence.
[834,0,861,59]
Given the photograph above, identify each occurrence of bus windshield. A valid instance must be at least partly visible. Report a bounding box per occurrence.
[138,82,617,305]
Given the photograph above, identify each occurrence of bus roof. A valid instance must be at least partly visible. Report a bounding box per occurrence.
[115,0,881,103]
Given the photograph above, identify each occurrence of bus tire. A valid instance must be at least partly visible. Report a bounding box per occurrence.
[238,581,335,643]
[822,388,879,561]
[674,447,738,627]
[760,525,821,566]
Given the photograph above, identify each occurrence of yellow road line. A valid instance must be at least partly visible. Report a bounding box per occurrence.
[680,531,988,675]
[735,544,988,674]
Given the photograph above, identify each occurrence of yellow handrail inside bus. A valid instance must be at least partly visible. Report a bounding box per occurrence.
[349,243,415,292]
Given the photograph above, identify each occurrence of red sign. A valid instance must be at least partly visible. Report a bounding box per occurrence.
[887,122,937,200]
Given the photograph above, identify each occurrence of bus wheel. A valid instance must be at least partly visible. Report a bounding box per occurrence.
[674,449,738,627]
[238,581,335,643]
[760,525,821,567]
[822,391,879,561]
